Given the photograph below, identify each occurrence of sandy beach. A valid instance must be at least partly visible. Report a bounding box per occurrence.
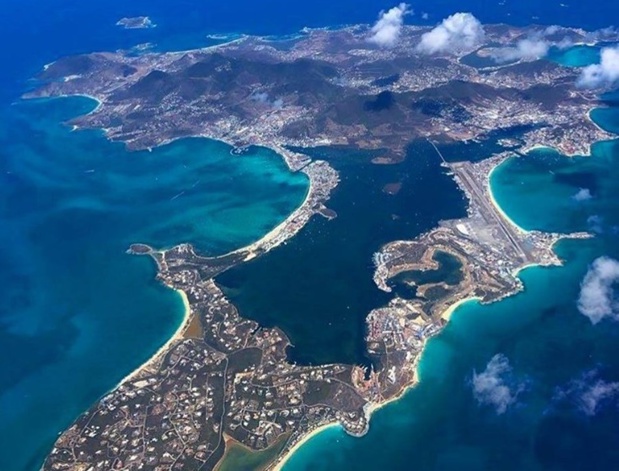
[441,297,481,321]
[233,176,313,258]
[112,288,191,389]
[587,108,605,131]
[523,137,597,158]
[272,423,340,471]
[273,332,441,469]
[522,143,555,153]
[587,106,616,140]
[487,160,529,234]
[54,93,103,112]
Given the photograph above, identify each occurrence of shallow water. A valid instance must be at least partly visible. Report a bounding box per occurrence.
[2,1,619,470]
[0,97,307,471]
[548,45,601,67]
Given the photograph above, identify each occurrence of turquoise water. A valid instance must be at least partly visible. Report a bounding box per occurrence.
[284,240,617,471]
[0,97,307,471]
[282,107,619,470]
[491,140,619,234]
[591,108,619,134]
[2,2,619,470]
[548,45,601,67]
[463,44,601,71]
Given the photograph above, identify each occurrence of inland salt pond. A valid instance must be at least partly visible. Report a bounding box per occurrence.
[388,251,464,301]
[216,140,468,366]
[0,96,308,471]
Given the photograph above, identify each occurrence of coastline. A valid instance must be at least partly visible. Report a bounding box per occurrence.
[112,287,191,389]
[511,263,539,278]
[48,93,103,113]
[521,142,594,159]
[522,143,555,153]
[89,143,332,463]
[271,423,340,471]
[270,262,539,471]
[587,107,608,133]
[487,159,529,234]
[21,14,619,471]
[272,298,466,471]
[63,135,325,439]
[441,297,480,321]
[271,295,477,470]
[231,173,313,260]
[587,106,619,136]
[270,150,561,470]
[33,37,612,470]
[41,135,587,470]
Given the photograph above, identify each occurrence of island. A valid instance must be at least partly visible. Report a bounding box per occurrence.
[116,16,156,30]
[35,20,609,471]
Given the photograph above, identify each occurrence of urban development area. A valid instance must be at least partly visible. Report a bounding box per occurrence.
[36,17,610,471]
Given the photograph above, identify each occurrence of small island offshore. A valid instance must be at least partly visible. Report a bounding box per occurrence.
[116,16,157,30]
[31,7,617,471]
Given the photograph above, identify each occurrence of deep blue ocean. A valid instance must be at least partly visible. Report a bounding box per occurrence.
[1,1,619,470]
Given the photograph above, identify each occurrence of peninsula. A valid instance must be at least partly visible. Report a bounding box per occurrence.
[36,20,606,471]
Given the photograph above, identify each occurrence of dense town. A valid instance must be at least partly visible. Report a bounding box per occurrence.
[28,23,615,164]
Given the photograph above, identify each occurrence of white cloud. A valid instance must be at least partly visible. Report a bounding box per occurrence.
[577,256,619,324]
[572,188,592,201]
[587,215,604,233]
[598,26,618,37]
[491,37,550,63]
[490,26,577,64]
[421,12,429,20]
[555,37,575,50]
[544,25,561,36]
[368,3,411,48]
[577,45,619,89]
[252,92,269,104]
[579,379,619,416]
[417,13,485,55]
[251,92,283,109]
[554,370,619,416]
[584,26,618,44]
[472,354,522,414]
